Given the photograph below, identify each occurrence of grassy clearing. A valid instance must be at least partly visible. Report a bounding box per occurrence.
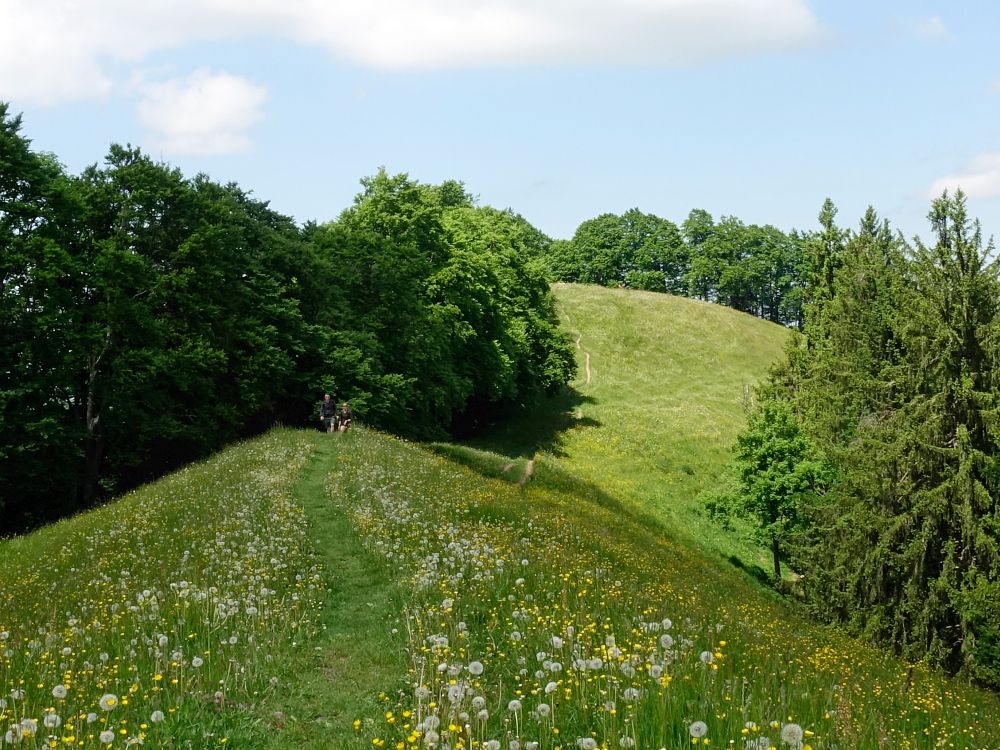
[328,427,1000,750]
[466,284,794,578]
[0,429,325,748]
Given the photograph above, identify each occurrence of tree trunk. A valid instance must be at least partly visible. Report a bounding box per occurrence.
[82,328,111,505]
[772,535,782,581]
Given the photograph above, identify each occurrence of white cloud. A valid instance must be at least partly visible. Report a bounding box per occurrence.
[299,0,826,69]
[929,153,1000,200]
[0,0,825,106]
[910,16,954,43]
[135,70,268,156]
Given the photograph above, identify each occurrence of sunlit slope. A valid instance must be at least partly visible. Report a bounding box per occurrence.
[328,427,1000,750]
[474,283,793,564]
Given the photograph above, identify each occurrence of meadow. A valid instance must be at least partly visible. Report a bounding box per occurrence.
[330,428,1000,750]
[0,431,325,747]
[3,286,1000,749]
[467,283,793,577]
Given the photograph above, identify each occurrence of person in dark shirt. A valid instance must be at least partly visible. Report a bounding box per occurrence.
[338,401,353,432]
[320,393,337,433]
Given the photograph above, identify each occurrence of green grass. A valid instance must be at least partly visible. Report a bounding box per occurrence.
[0,429,325,748]
[5,285,1000,750]
[320,426,1000,750]
[259,430,408,748]
[467,283,793,576]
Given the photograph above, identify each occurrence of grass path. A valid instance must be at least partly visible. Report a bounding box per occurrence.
[261,431,405,748]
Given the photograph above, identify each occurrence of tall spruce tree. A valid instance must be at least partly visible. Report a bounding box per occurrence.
[794,193,1000,683]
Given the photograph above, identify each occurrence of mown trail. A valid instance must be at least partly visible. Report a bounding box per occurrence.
[274,427,1000,750]
[261,431,405,748]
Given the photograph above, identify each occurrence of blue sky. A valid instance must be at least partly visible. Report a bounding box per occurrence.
[2,1,999,243]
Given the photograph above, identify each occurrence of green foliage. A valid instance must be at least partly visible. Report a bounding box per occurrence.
[765,192,1000,685]
[710,398,831,580]
[543,205,808,327]
[311,169,575,439]
[0,111,573,531]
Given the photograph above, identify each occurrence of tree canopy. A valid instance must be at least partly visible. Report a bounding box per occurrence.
[0,108,574,533]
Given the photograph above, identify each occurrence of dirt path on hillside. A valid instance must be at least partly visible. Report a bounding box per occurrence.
[562,311,591,386]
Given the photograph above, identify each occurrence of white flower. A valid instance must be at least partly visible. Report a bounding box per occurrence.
[477,709,489,722]
[150,710,165,723]
[447,685,464,703]
[689,721,708,738]
[662,618,672,630]
[472,696,486,710]
[623,687,640,700]
[576,739,597,750]
[551,636,563,649]
[51,684,68,699]
[425,716,441,730]
[415,686,431,700]
[191,656,204,668]
[507,699,522,712]
[699,651,715,664]
[536,702,551,717]
[544,681,557,694]
[99,693,118,711]
[87,713,99,723]
[780,724,804,747]
[468,660,484,676]
[659,634,674,649]
[442,598,454,609]
[100,729,115,743]
[43,713,62,729]
[423,730,439,746]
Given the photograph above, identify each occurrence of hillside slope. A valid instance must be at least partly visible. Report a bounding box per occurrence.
[469,283,793,569]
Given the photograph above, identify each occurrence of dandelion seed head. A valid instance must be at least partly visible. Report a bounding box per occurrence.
[781,724,804,746]
[689,721,708,738]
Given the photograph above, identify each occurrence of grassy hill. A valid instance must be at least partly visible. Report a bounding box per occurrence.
[3,286,1000,749]
[467,283,794,574]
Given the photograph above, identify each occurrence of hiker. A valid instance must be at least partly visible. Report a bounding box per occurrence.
[338,401,353,432]
[320,393,337,433]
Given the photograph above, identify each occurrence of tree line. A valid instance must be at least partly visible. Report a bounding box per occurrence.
[0,103,575,534]
[712,195,1000,688]
[542,206,809,328]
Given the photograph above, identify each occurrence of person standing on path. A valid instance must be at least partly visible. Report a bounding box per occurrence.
[320,393,338,433]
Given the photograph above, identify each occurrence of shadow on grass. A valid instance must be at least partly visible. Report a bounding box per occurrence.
[456,386,600,458]
[727,554,773,587]
[426,439,789,600]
